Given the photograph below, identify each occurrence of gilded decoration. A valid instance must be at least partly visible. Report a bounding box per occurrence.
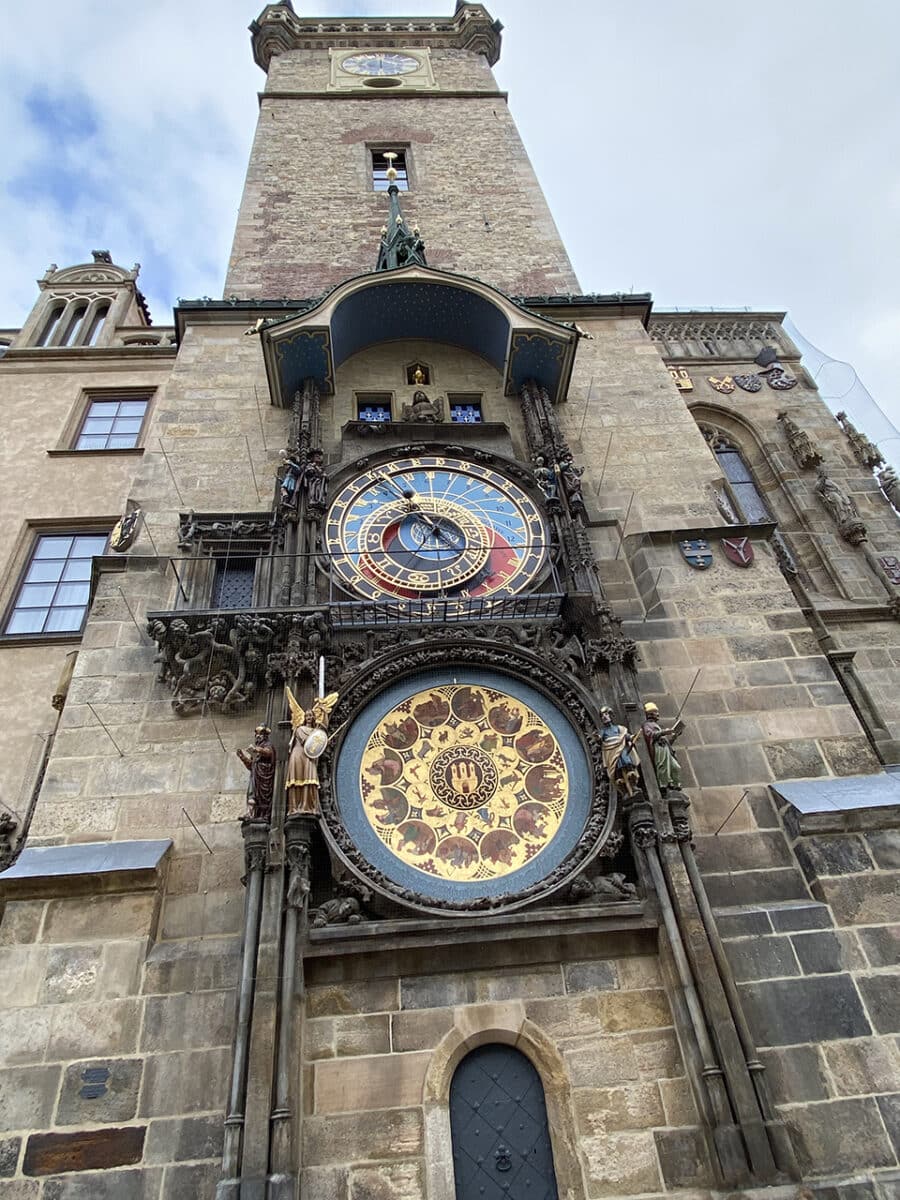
[359,683,567,884]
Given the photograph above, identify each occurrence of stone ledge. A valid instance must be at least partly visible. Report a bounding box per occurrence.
[773,774,900,835]
[0,839,172,900]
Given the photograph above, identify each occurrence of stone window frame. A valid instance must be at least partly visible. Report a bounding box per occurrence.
[369,144,412,192]
[423,1002,586,1199]
[35,295,114,349]
[447,392,484,424]
[50,387,155,457]
[0,521,112,646]
[355,391,395,422]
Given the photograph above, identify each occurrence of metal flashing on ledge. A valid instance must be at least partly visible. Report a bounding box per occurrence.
[773,775,900,836]
[0,838,173,897]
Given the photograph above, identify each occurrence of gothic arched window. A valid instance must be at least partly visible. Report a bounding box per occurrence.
[699,424,771,524]
[449,1044,559,1199]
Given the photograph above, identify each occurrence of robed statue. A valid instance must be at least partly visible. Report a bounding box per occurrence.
[284,687,339,815]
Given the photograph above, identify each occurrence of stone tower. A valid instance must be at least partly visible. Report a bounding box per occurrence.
[0,4,898,1200]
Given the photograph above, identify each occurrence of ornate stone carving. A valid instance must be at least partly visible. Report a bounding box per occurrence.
[733,374,763,394]
[285,840,312,909]
[777,412,823,469]
[878,465,900,511]
[771,530,799,576]
[587,604,638,669]
[630,818,657,851]
[836,411,884,469]
[0,813,18,871]
[566,870,637,904]
[148,612,286,715]
[177,512,275,550]
[400,390,443,422]
[815,467,867,546]
[310,879,373,927]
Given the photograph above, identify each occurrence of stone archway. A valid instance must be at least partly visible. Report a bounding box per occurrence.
[422,1002,586,1200]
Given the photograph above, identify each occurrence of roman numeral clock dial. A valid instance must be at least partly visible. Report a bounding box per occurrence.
[325,456,547,602]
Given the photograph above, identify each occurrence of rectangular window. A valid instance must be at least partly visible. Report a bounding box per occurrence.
[357,394,393,422]
[75,396,149,450]
[4,531,109,636]
[448,395,483,424]
[212,557,257,609]
[372,149,408,191]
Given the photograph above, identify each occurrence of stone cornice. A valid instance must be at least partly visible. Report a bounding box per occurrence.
[250,2,503,71]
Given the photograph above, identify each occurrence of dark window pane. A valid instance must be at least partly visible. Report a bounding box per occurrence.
[6,609,49,634]
[45,607,85,632]
[718,450,752,484]
[34,536,73,558]
[731,482,770,523]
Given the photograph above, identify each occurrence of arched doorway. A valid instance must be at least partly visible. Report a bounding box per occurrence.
[449,1043,559,1199]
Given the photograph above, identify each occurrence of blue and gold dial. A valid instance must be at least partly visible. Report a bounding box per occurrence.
[326,455,547,601]
[341,52,420,76]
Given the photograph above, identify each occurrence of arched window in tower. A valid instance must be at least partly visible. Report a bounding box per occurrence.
[36,299,66,347]
[699,424,771,524]
[449,1044,559,1200]
[58,301,89,347]
[82,300,111,346]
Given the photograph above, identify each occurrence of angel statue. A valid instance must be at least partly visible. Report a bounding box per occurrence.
[284,687,339,815]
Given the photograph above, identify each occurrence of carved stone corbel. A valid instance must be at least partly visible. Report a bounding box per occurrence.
[776,412,822,469]
[836,411,884,469]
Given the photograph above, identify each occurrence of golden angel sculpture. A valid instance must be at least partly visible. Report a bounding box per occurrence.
[284,687,339,815]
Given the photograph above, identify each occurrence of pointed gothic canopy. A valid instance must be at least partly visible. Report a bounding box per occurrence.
[375,179,427,272]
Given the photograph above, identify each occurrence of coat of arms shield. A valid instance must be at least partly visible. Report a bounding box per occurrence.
[722,536,754,567]
[679,539,713,569]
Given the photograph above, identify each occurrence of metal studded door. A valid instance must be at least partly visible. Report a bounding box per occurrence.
[449,1043,559,1200]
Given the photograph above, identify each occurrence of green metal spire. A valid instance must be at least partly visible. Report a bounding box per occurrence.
[375,159,427,271]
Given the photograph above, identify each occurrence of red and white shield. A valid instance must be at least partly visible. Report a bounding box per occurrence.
[722,536,753,567]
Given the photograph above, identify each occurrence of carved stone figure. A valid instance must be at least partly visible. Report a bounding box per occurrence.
[278,450,303,507]
[236,725,277,821]
[837,411,884,469]
[640,703,683,795]
[599,706,640,798]
[558,453,586,513]
[878,465,900,511]
[285,687,339,815]
[401,390,443,422]
[713,488,738,525]
[777,412,822,469]
[300,449,328,508]
[110,508,142,552]
[815,466,868,545]
[310,880,372,927]
[568,871,637,903]
[532,455,559,505]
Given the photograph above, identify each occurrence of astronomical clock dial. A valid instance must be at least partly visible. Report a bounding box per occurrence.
[333,669,593,908]
[341,52,420,76]
[326,455,547,601]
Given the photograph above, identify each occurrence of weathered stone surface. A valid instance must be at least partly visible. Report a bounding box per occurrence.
[525,995,599,1041]
[630,1030,684,1079]
[143,936,239,994]
[858,926,900,968]
[724,934,800,981]
[657,1076,698,1125]
[786,1097,895,1175]
[598,989,671,1032]
[41,895,156,943]
[763,739,828,779]
[314,1051,429,1114]
[349,1160,425,1200]
[23,1127,145,1176]
[0,901,44,946]
[768,903,832,932]
[715,909,772,938]
[573,1083,664,1134]
[0,1182,39,1199]
[308,979,399,1017]
[0,1066,61,1132]
[794,834,874,880]
[654,1127,713,1188]
[144,1113,224,1163]
[474,966,564,1002]
[41,1168,163,1200]
[562,960,617,993]
[56,1058,142,1125]
[758,1045,829,1103]
[140,989,233,1052]
[0,1138,20,1178]
[865,830,900,869]
[791,930,865,974]
[564,1038,639,1088]
[823,1038,900,1096]
[739,975,871,1045]
[695,830,794,873]
[47,999,140,1059]
[0,1007,52,1066]
[161,1161,218,1199]
[858,975,900,1033]
[138,1047,230,1117]
[616,957,662,990]
[703,867,810,908]
[582,1130,661,1197]
[877,1094,900,1157]
[391,1009,454,1053]
[300,1166,349,1200]
[304,1108,424,1166]
[815,874,900,925]
[40,946,100,1004]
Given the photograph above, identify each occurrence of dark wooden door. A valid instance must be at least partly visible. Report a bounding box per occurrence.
[450,1043,559,1200]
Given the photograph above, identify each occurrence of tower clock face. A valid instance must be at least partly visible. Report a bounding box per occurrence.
[341,52,420,76]
[325,455,547,601]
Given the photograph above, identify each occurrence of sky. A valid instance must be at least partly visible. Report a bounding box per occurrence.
[2,0,899,461]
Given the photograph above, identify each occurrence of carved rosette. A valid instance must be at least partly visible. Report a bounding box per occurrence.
[317,639,618,915]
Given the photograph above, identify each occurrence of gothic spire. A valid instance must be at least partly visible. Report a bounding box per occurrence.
[375,154,427,271]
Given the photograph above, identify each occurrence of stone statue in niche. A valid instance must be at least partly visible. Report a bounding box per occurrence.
[533,455,559,505]
[640,702,683,796]
[599,706,641,798]
[568,870,637,904]
[815,466,867,545]
[401,390,444,423]
[299,449,328,509]
[310,879,373,927]
[285,688,339,815]
[236,725,277,821]
[278,450,303,507]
